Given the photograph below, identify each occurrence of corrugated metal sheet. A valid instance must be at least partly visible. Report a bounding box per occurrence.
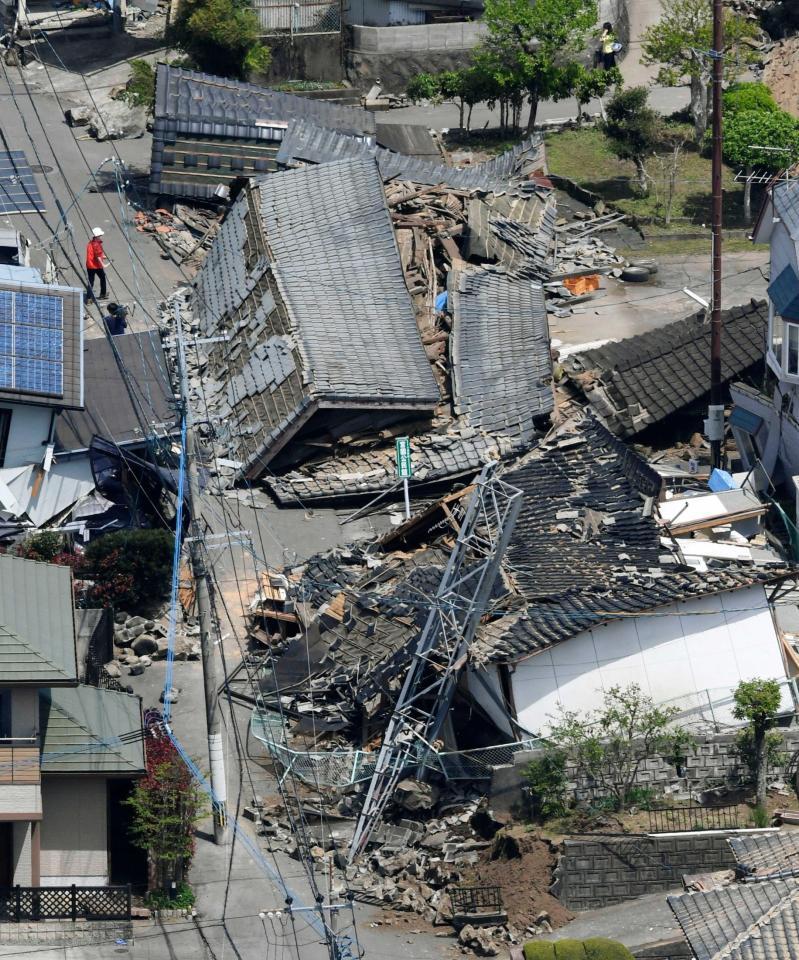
[387,1,425,24]
[40,686,145,774]
[252,0,340,32]
[0,555,77,683]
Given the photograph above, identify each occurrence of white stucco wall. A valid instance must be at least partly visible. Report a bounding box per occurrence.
[0,404,52,468]
[40,778,108,886]
[510,585,791,735]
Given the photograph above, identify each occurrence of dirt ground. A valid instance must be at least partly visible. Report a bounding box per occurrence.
[764,35,799,118]
[462,829,574,933]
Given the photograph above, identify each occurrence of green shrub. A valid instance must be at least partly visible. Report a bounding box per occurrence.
[555,941,588,960]
[723,82,778,116]
[583,938,635,960]
[523,751,568,821]
[121,59,156,111]
[751,805,771,828]
[524,943,556,960]
[81,529,174,610]
[146,881,195,910]
[16,531,66,563]
[171,0,271,79]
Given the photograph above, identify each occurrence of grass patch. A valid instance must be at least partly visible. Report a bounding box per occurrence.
[545,126,756,233]
[618,236,764,259]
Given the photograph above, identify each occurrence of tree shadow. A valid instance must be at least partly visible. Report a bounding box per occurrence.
[681,187,751,230]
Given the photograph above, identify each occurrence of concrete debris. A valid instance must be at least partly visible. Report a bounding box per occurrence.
[66,98,149,141]
[135,205,221,271]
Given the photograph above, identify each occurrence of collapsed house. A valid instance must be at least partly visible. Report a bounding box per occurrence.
[251,414,795,745]
[561,300,768,439]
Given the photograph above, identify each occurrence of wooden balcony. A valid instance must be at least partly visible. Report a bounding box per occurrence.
[0,739,40,785]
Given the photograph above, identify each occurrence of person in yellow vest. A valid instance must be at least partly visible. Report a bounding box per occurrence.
[600,22,618,69]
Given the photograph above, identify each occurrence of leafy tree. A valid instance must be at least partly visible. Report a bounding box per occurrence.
[641,0,760,142]
[481,0,598,132]
[405,72,441,104]
[548,683,692,811]
[172,0,271,79]
[125,726,206,890]
[722,108,799,222]
[571,64,623,126]
[732,678,783,808]
[649,124,690,225]
[522,750,568,820]
[81,528,175,610]
[602,86,661,195]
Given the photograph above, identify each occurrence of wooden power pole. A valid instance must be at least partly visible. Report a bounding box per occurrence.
[707,0,725,470]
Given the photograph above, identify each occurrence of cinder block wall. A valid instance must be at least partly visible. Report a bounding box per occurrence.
[554,834,738,910]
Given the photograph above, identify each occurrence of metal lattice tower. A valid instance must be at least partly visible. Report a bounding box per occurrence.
[348,462,522,861]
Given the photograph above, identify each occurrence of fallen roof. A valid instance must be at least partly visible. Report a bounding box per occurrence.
[0,554,77,684]
[562,300,768,437]
[464,193,556,276]
[451,269,553,442]
[40,685,145,774]
[149,64,375,197]
[0,460,94,527]
[275,117,547,195]
[374,122,441,159]
[56,331,176,453]
[470,415,786,663]
[729,832,799,880]
[193,157,440,477]
[669,879,799,960]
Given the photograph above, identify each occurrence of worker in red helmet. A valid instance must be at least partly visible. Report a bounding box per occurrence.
[86,227,109,301]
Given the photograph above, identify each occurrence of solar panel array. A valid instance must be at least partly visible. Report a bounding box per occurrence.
[0,152,45,216]
[0,288,64,397]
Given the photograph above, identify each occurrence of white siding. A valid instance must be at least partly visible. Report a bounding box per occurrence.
[511,585,790,735]
[466,666,514,738]
[12,821,31,885]
[40,778,108,886]
[0,404,52,469]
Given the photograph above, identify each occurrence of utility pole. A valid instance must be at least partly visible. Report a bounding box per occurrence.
[174,302,227,844]
[707,0,725,470]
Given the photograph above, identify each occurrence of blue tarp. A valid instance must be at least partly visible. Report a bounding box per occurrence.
[435,291,448,311]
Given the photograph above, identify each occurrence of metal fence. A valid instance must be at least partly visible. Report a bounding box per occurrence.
[251,0,341,35]
[661,678,799,734]
[648,804,740,834]
[0,885,132,922]
[251,710,544,788]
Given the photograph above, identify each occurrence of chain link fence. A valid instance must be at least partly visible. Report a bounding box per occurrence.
[251,710,543,789]
[251,0,341,36]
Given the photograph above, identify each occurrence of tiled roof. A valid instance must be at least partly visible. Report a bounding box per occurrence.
[451,268,553,442]
[149,64,374,197]
[275,117,547,195]
[563,300,768,437]
[669,879,799,960]
[0,555,77,683]
[56,330,176,453]
[265,428,522,505]
[470,415,785,663]
[40,685,145,774]
[192,157,440,478]
[773,180,799,241]
[464,193,557,277]
[730,833,799,880]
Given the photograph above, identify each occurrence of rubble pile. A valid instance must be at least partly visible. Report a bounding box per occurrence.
[135,205,221,271]
[104,610,200,681]
[246,782,562,951]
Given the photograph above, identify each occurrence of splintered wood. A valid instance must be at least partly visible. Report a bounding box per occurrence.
[387,180,466,397]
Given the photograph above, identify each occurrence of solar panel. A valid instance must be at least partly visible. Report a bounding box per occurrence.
[0,151,45,216]
[0,289,63,396]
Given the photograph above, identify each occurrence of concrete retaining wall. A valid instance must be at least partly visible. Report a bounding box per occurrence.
[553,832,741,910]
[349,20,486,52]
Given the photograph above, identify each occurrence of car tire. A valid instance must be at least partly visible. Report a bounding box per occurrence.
[630,259,659,275]
[620,266,651,282]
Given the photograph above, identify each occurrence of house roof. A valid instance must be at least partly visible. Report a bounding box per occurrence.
[149,65,375,198]
[669,879,799,960]
[55,330,176,453]
[772,179,799,241]
[0,555,77,684]
[40,685,145,774]
[562,300,768,437]
[0,278,84,410]
[193,157,440,477]
[470,415,786,663]
[729,832,799,880]
[451,268,553,442]
[275,117,547,195]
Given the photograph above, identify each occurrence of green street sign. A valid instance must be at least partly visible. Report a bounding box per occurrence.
[395,436,413,478]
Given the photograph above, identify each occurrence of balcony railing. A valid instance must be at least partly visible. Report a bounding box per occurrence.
[0,738,40,785]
